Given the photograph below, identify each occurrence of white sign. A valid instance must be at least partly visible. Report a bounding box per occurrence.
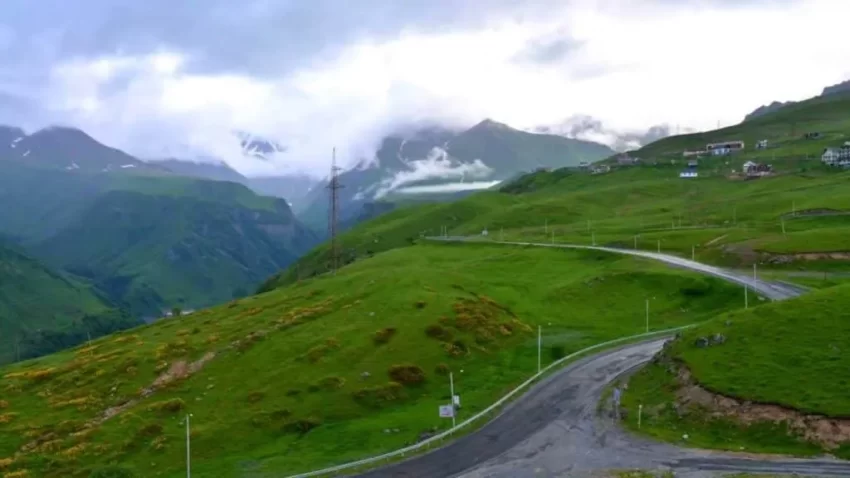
[452,395,461,407]
[438,405,455,418]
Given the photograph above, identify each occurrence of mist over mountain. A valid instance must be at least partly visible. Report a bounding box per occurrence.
[743,78,850,122]
[532,115,681,151]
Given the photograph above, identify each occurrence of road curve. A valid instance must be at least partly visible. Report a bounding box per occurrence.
[349,238,848,477]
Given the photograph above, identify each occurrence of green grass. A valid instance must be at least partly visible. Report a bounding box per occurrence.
[620,283,850,457]
[269,165,850,291]
[0,242,744,477]
[0,243,110,363]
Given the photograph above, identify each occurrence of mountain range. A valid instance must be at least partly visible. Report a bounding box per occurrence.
[0,116,617,362]
[743,79,850,122]
[296,119,615,231]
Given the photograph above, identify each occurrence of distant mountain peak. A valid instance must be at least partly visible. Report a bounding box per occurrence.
[235,131,286,159]
[470,118,512,131]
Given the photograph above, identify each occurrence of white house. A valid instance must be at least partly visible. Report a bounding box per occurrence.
[755,139,768,149]
[679,170,698,178]
[823,148,841,165]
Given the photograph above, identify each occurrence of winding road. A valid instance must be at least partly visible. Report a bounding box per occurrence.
[352,238,849,477]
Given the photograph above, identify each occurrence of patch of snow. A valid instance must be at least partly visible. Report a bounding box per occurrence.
[120,164,137,169]
[22,150,30,157]
[65,162,80,171]
[395,181,501,194]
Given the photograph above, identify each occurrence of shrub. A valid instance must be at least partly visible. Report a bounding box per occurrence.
[246,391,265,403]
[425,324,453,341]
[316,376,346,391]
[373,327,397,345]
[0,458,14,470]
[283,417,322,435]
[388,364,426,385]
[147,398,185,414]
[306,384,321,393]
[443,340,468,357]
[136,423,163,438]
[414,301,427,309]
[352,382,407,408]
[284,389,301,397]
[435,363,451,376]
[0,400,8,409]
[550,345,567,361]
[89,465,136,478]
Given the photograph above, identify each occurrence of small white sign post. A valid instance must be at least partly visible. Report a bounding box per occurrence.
[438,405,455,419]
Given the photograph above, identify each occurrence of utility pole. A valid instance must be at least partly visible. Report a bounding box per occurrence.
[537,326,542,373]
[327,148,344,274]
[449,373,456,428]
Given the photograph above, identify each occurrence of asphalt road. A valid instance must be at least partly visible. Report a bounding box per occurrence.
[349,238,848,477]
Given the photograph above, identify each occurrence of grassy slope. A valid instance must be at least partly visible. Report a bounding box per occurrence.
[0,243,108,362]
[621,283,850,457]
[8,170,317,317]
[267,164,850,291]
[271,91,850,291]
[0,242,743,478]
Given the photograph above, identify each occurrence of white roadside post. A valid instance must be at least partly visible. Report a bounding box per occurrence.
[449,372,456,428]
[638,404,643,429]
[184,413,193,478]
[691,245,695,261]
[537,326,542,373]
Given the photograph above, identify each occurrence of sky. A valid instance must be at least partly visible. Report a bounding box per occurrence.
[1,0,848,178]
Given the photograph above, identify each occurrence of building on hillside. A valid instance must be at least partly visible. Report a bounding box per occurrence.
[711,147,731,156]
[578,161,590,170]
[822,147,842,165]
[706,140,745,153]
[682,150,706,157]
[755,139,768,149]
[687,159,698,167]
[804,132,822,140]
[617,154,639,165]
[679,169,698,178]
[743,161,773,178]
[591,164,610,174]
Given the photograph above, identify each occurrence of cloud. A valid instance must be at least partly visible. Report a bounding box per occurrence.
[395,181,501,195]
[371,147,493,199]
[0,0,848,179]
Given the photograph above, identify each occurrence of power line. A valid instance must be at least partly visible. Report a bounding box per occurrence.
[327,147,344,274]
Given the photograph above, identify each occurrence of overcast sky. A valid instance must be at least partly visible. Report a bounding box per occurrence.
[0,0,847,177]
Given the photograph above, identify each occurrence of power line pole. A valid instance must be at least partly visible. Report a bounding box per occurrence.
[327,148,344,274]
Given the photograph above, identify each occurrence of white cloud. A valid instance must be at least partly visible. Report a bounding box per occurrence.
[36,0,850,178]
[395,181,501,195]
[372,147,493,199]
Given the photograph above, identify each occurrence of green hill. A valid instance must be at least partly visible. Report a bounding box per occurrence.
[0,241,139,363]
[33,176,317,317]
[0,242,743,477]
[0,162,318,318]
[265,163,850,292]
[621,282,850,458]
